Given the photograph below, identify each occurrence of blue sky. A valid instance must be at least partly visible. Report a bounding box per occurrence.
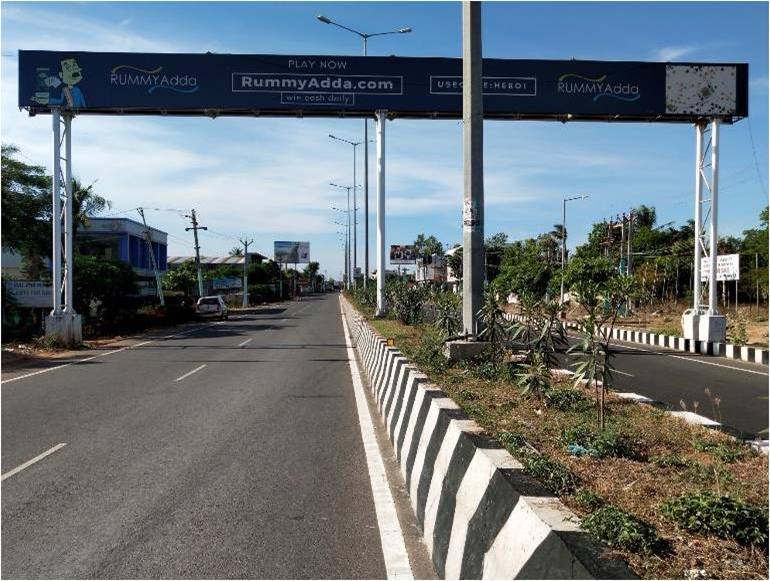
[2,1,767,280]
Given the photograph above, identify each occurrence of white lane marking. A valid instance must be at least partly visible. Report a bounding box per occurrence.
[340,302,413,580]
[614,369,635,377]
[174,364,207,383]
[618,342,769,377]
[237,338,252,347]
[1,443,67,481]
[567,333,768,377]
[1,323,215,385]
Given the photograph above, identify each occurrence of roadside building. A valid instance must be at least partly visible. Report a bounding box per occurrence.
[167,252,266,272]
[77,217,168,297]
[416,253,447,284]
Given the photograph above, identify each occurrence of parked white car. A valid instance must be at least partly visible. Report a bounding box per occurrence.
[197,295,229,320]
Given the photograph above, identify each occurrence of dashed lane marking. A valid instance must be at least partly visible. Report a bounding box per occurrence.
[173,364,207,383]
[1,443,67,481]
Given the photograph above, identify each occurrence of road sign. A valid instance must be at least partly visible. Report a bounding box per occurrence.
[4,280,52,307]
[389,245,416,264]
[274,241,310,264]
[18,51,748,122]
[701,254,740,281]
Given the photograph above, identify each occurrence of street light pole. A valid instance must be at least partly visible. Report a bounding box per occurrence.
[331,183,358,291]
[559,194,589,305]
[317,15,412,290]
[329,135,361,288]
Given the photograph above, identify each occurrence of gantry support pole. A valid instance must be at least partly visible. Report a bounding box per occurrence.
[375,109,387,316]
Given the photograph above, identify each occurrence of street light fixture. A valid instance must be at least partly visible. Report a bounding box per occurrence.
[560,194,590,305]
[317,15,412,289]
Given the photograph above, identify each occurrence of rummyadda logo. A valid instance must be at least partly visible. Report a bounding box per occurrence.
[557,73,640,102]
[110,65,199,94]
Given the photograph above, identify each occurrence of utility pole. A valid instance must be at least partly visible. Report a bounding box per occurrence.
[462,0,484,337]
[137,207,165,306]
[560,194,588,305]
[184,209,207,298]
[240,237,253,307]
[627,210,634,276]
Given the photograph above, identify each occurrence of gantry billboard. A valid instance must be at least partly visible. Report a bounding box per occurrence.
[19,51,748,122]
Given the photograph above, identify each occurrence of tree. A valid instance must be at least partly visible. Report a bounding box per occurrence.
[494,238,553,299]
[305,261,320,291]
[73,254,137,323]
[485,232,508,280]
[229,247,244,257]
[1,144,51,259]
[163,260,198,295]
[413,233,444,258]
[71,178,110,239]
[569,275,639,431]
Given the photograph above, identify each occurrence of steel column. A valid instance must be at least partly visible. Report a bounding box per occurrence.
[693,122,704,310]
[50,109,62,316]
[63,113,75,314]
[708,119,719,314]
[375,109,386,316]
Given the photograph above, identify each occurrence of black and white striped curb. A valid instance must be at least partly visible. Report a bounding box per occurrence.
[504,313,769,365]
[341,298,633,580]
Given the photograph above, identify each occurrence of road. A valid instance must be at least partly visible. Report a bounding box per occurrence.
[1,295,432,579]
[557,332,768,439]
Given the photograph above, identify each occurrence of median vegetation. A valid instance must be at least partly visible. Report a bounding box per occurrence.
[347,276,768,579]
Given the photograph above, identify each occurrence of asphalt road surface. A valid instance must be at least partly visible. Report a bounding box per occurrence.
[557,331,768,439]
[1,295,433,579]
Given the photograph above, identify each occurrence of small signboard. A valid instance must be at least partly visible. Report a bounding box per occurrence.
[701,254,740,281]
[212,276,241,290]
[274,241,310,264]
[4,280,52,307]
[389,245,416,264]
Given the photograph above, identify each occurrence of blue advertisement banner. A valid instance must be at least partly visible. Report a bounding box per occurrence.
[19,51,748,122]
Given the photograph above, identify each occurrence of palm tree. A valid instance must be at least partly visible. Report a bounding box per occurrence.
[229,247,244,257]
[71,178,111,239]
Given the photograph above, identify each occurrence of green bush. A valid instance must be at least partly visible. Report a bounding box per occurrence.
[561,425,644,460]
[522,452,579,495]
[498,430,527,452]
[545,388,591,412]
[650,454,692,469]
[582,506,663,554]
[661,491,768,546]
[412,328,447,375]
[388,280,425,325]
[573,488,605,511]
[693,439,745,463]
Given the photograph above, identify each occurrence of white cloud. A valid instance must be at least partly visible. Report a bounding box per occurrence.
[654,45,698,62]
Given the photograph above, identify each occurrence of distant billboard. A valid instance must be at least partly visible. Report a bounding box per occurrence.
[274,241,310,264]
[390,245,416,265]
[701,254,740,281]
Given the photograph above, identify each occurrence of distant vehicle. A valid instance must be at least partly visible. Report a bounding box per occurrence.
[197,295,229,320]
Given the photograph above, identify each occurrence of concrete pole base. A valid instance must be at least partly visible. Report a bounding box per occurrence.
[682,310,726,342]
[45,313,83,347]
[444,339,489,363]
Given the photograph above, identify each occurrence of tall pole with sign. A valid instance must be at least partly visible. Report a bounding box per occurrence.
[462,0,484,337]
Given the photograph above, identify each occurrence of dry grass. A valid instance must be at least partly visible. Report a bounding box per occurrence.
[363,307,768,580]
